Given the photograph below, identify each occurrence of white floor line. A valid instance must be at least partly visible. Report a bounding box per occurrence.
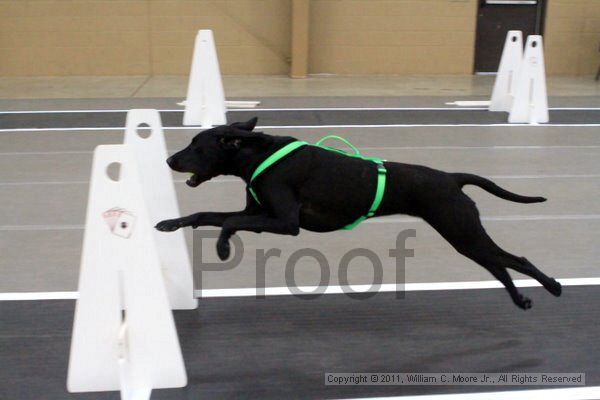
[0,107,180,114]
[552,107,600,110]
[0,109,153,114]
[2,145,600,157]
[0,224,84,231]
[1,214,599,231]
[0,106,599,114]
[1,277,599,301]
[261,124,600,129]
[359,145,600,150]
[0,180,90,186]
[0,150,92,156]
[2,123,600,133]
[0,291,79,301]
[197,277,600,298]
[347,386,600,400]
[367,214,600,224]
[488,174,600,179]
[1,173,599,187]
[0,177,237,186]
[0,107,488,113]
[0,127,125,133]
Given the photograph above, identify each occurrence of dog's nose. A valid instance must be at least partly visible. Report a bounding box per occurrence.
[166,156,176,169]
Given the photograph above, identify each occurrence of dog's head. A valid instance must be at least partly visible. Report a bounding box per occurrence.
[167,117,267,187]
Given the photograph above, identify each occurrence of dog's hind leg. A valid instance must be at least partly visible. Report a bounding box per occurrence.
[449,242,534,310]
[484,264,532,309]
[490,251,562,297]
[422,194,559,309]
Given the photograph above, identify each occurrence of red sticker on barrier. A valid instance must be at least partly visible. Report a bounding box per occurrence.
[102,207,136,238]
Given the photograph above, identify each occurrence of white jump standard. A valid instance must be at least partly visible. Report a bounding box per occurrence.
[67,145,187,400]
[183,30,227,128]
[509,35,549,124]
[181,29,259,127]
[490,30,523,113]
[489,30,549,124]
[124,110,197,310]
[68,110,196,400]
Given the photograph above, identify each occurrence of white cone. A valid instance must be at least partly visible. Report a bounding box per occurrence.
[490,30,523,112]
[67,145,187,399]
[183,30,227,128]
[124,109,197,310]
[509,35,549,124]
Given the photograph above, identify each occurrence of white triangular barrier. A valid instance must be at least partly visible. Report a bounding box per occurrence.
[67,145,187,399]
[183,29,227,128]
[490,30,523,112]
[509,35,549,124]
[124,109,197,310]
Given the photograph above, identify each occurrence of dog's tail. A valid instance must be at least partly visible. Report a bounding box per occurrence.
[452,173,546,203]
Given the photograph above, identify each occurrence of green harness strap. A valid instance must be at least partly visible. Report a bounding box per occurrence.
[248,136,387,230]
[248,140,308,204]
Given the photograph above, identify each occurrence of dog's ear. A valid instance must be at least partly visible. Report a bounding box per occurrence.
[230,117,258,132]
[217,129,264,150]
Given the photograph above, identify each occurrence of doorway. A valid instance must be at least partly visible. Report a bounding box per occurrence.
[474,0,546,73]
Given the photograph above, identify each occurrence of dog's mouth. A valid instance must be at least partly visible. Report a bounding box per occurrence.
[186,173,202,187]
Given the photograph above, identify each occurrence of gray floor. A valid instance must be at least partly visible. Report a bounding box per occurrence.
[0,93,599,111]
[1,97,599,292]
[0,96,599,399]
[1,287,597,399]
[2,108,600,129]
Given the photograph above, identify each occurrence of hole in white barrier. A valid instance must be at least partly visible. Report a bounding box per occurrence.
[136,123,151,139]
[106,162,121,181]
[512,36,517,42]
[531,41,537,48]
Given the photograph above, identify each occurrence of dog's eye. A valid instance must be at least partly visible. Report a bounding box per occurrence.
[219,138,241,147]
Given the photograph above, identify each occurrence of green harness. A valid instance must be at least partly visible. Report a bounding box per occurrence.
[248,136,387,230]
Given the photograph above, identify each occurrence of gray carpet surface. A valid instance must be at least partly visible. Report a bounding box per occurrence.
[1,286,598,399]
[1,109,600,130]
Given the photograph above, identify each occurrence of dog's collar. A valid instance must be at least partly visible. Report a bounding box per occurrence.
[247,137,387,230]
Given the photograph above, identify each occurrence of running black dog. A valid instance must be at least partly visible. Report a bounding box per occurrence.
[156,117,562,309]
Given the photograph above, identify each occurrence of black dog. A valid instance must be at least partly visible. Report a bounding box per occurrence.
[156,117,562,309]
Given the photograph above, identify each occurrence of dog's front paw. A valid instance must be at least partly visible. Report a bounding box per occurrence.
[514,294,532,310]
[155,218,182,232]
[216,238,231,260]
[547,278,562,297]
